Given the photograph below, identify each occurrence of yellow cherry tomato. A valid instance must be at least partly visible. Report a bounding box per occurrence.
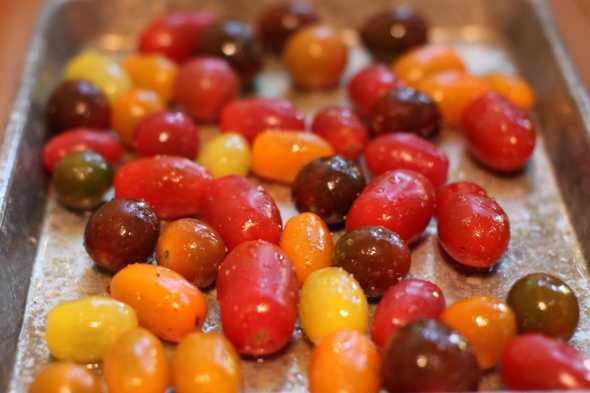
[280,212,333,282]
[392,45,465,87]
[29,362,101,393]
[441,295,517,369]
[112,89,165,145]
[46,296,138,363]
[299,267,369,344]
[197,133,251,178]
[65,50,132,103]
[103,327,169,393]
[123,54,178,102]
[173,332,241,393]
[486,72,535,110]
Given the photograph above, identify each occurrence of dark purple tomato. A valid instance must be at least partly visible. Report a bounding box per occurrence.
[134,111,200,158]
[382,319,481,393]
[46,80,110,133]
[292,155,366,227]
[84,199,160,273]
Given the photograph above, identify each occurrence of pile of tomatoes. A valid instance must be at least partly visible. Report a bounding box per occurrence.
[31,2,588,393]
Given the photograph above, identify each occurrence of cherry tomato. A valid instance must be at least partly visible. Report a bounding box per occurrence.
[202,175,282,250]
[392,44,465,87]
[123,54,178,101]
[174,57,240,123]
[173,333,241,393]
[346,169,435,243]
[501,334,590,390]
[252,130,334,183]
[134,111,199,158]
[310,330,380,393]
[347,64,402,119]
[435,181,487,217]
[156,218,226,288]
[111,89,165,145]
[258,2,319,54]
[299,267,369,344]
[114,156,212,220]
[220,98,306,143]
[437,192,509,269]
[371,279,445,347]
[217,240,299,356]
[283,25,348,90]
[29,362,101,393]
[197,133,251,178]
[486,72,535,110]
[462,92,536,172]
[138,12,218,63]
[442,296,516,369]
[280,212,333,282]
[110,264,208,342]
[365,133,449,187]
[43,128,124,172]
[311,106,368,160]
[103,328,169,393]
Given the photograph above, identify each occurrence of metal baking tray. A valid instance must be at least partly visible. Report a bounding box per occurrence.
[3,0,590,391]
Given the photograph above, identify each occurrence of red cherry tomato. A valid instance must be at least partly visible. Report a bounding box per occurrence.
[346,169,435,243]
[138,12,218,63]
[202,175,282,250]
[462,92,536,172]
[347,64,402,118]
[435,181,487,217]
[43,128,125,172]
[174,57,240,123]
[437,192,509,269]
[134,111,199,159]
[220,98,306,143]
[371,279,445,347]
[501,334,590,390]
[311,106,368,160]
[365,133,449,187]
[217,240,298,356]
[114,156,212,220]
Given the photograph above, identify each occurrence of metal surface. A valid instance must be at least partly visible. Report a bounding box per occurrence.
[2,0,590,391]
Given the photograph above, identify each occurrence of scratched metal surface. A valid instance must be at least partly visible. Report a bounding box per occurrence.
[3,0,590,392]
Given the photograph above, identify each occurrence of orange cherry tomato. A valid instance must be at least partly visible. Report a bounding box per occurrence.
[173,332,241,393]
[485,72,535,110]
[123,54,178,102]
[392,45,465,87]
[441,296,517,369]
[112,89,165,145]
[280,212,333,282]
[310,330,380,393]
[417,71,491,127]
[110,264,208,342]
[29,362,101,393]
[103,327,170,393]
[252,130,334,183]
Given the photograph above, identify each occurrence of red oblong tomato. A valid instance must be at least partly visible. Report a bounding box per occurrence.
[365,133,449,187]
[217,240,299,356]
[501,334,590,390]
[43,128,125,172]
[220,98,306,143]
[437,192,509,268]
[138,12,218,63]
[114,156,212,220]
[346,169,435,243]
[435,181,487,217]
[134,111,199,158]
[462,92,536,172]
[347,64,402,119]
[371,279,445,347]
[202,175,282,249]
[311,106,368,160]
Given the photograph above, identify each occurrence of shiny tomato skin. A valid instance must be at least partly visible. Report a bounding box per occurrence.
[501,334,590,390]
[437,192,509,268]
[311,106,368,160]
[43,128,124,172]
[114,156,212,220]
[462,92,536,172]
[138,12,218,63]
[371,279,445,347]
[346,169,435,243]
[435,181,487,217]
[134,111,199,158]
[347,64,402,119]
[220,98,306,143]
[202,175,282,250]
[217,240,299,356]
[365,133,448,187]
